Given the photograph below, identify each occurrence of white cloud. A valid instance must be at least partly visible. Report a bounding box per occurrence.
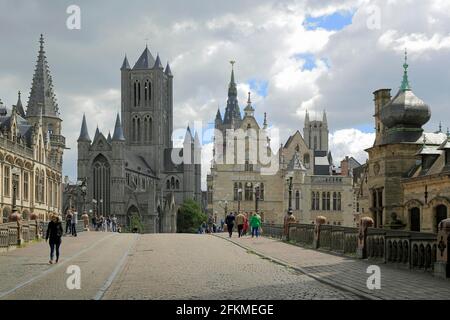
[329,129,375,164]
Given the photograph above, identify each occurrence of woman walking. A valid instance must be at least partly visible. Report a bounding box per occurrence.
[225,212,235,238]
[46,214,63,264]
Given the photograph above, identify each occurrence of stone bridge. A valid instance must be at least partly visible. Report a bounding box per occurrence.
[0,220,449,300]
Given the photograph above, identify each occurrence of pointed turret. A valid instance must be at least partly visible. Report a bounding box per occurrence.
[112,113,126,141]
[322,110,328,126]
[78,113,91,142]
[94,126,100,140]
[244,92,255,117]
[263,112,268,129]
[184,125,193,144]
[107,131,112,143]
[215,107,222,126]
[15,91,26,118]
[194,131,201,149]
[400,48,411,92]
[26,34,60,118]
[165,62,173,77]
[305,110,310,126]
[133,45,156,70]
[121,55,131,70]
[154,54,163,69]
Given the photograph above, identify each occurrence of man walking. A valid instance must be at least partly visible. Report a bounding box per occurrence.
[65,209,72,235]
[71,207,78,237]
[225,212,235,238]
[112,215,118,232]
[250,212,262,238]
[236,212,245,238]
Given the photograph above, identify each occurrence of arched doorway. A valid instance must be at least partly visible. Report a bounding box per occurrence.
[435,205,448,233]
[410,207,421,232]
[22,210,30,221]
[127,205,141,233]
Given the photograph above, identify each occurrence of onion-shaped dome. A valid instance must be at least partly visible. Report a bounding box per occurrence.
[380,51,431,129]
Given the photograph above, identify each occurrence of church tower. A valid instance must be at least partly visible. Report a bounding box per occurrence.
[303,110,328,152]
[26,34,65,168]
[120,46,173,172]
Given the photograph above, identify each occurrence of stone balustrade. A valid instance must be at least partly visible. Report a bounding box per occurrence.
[262,222,441,273]
[0,220,42,252]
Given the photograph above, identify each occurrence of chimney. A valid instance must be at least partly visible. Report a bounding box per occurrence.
[373,89,392,145]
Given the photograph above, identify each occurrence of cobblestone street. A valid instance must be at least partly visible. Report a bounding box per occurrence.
[0,232,358,300]
[215,233,450,300]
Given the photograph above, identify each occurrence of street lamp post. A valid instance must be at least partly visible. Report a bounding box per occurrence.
[286,174,293,215]
[77,178,87,214]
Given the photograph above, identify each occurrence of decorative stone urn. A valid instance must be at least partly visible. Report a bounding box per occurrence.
[357,217,374,259]
[8,211,22,223]
[313,216,327,249]
[434,218,450,279]
[82,212,89,231]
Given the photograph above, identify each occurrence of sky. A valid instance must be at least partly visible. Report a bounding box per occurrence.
[1,0,450,190]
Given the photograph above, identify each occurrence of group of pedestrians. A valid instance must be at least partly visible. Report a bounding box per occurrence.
[91,215,119,232]
[225,211,262,238]
[64,208,78,237]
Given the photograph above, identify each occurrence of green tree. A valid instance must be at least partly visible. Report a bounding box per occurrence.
[177,199,207,233]
[126,214,144,233]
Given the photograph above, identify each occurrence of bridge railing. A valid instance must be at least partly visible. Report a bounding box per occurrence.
[262,222,438,272]
[0,220,43,253]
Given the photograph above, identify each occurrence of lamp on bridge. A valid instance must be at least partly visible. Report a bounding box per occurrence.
[9,167,22,222]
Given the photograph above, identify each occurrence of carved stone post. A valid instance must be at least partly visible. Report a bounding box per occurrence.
[434,218,450,279]
[357,217,374,259]
[313,216,327,249]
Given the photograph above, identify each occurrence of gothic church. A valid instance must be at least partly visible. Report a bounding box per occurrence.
[77,46,201,233]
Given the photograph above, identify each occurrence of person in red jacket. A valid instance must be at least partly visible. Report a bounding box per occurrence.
[242,213,249,236]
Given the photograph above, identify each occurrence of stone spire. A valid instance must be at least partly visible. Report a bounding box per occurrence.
[400,49,411,92]
[133,45,156,70]
[223,61,242,126]
[184,125,193,144]
[112,113,125,141]
[121,55,131,70]
[107,131,112,143]
[15,91,26,118]
[26,34,60,118]
[78,113,91,142]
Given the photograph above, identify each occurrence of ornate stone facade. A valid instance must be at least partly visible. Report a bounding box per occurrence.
[0,35,65,223]
[207,64,354,226]
[357,52,449,233]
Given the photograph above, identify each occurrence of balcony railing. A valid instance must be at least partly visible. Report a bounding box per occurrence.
[262,222,438,272]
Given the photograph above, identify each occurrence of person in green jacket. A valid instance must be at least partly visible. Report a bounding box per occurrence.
[250,213,262,238]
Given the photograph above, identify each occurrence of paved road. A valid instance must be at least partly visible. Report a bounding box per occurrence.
[215,233,450,300]
[0,232,357,300]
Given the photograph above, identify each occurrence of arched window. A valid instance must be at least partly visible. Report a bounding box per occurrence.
[311,192,316,210]
[138,82,141,106]
[245,183,253,201]
[171,177,175,189]
[134,81,138,107]
[166,180,170,190]
[144,80,149,102]
[322,192,326,211]
[326,192,331,211]
[137,117,141,142]
[333,192,337,211]
[304,154,310,168]
[92,154,111,216]
[314,136,318,150]
[175,180,179,189]
[295,191,300,210]
[435,205,447,233]
[410,207,420,232]
[337,192,342,211]
[316,192,320,210]
[234,183,238,201]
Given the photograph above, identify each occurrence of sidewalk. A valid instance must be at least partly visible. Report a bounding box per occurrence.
[214,233,450,300]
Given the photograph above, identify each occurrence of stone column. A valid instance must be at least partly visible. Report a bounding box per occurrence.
[357,217,374,259]
[434,218,450,279]
[313,216,327,249]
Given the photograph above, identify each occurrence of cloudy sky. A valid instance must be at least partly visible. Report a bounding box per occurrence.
[1,0,450,189]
